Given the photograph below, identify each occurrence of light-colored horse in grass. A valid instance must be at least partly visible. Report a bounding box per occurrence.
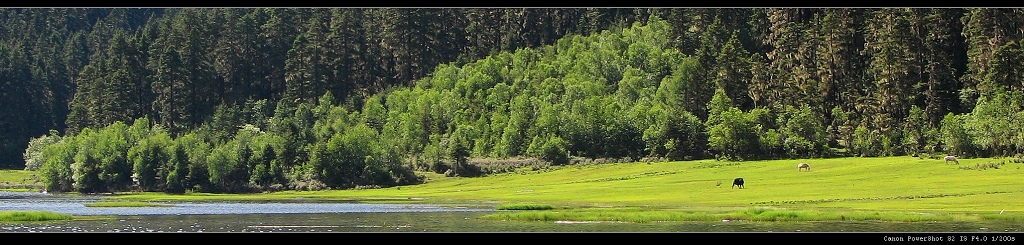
[944,155,959,165]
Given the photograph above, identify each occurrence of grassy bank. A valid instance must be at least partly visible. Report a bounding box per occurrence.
[480,207,976,222]
[496,203,555,210]
[0,169,43,191]
[0,211,73,222]
[17,156,1024,222]
[84,201,174,207]
[479,206,1024,223]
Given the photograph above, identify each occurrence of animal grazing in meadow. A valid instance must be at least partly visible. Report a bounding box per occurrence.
[798,163,811,172]
[944,155,959,165]
[732,178,745,189]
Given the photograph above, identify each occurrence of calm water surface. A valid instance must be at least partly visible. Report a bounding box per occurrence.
[0,192,488,216]
[2,192,1022,233]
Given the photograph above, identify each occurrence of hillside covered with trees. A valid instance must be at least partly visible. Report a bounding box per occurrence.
[3,8,1023,193]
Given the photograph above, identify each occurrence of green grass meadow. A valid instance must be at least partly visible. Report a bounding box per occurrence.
[0,211,73,222]
[11,156,1024,222]
[84,201,174,207]
[324,156,1024,213]
[0,169,43,191]
[312,156,1024,222]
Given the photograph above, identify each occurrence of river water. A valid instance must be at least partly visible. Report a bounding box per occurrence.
[0,191,489,216]
[2,191,1023,233]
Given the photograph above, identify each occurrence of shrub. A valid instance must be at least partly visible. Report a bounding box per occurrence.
[23,130,62,171]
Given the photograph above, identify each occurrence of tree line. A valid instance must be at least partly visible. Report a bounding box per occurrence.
[1,8,646,169]
[4,8,1024,193]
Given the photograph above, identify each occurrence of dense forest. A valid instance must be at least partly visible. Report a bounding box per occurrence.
[3,8,1023,194]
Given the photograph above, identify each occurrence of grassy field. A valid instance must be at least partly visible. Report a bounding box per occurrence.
[84,201,174,207]
[7,156,1024,222]
[288,156,1023,212]
[0,169,43,191]
[0,211,72,222]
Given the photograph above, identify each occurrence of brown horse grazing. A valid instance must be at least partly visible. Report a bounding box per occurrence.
[798,163,811,172]
[944,155,959,165]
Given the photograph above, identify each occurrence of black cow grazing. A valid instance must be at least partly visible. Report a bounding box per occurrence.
[732,178,745,189]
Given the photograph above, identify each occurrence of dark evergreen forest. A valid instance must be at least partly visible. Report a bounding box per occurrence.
[3,8,1022,193]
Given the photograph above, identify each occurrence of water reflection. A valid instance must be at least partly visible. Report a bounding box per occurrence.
[0,191,490,216]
